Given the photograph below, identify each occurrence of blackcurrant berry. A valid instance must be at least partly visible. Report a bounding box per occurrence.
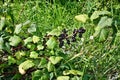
[62,29,67,33]
[71,37,76,42]
[79,33,82,38]
[59,41,64,48]
[66,39,70,45]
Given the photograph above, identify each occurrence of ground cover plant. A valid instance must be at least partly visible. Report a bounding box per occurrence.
[0,0,120,80]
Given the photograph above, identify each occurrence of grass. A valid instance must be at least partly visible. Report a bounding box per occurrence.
[0,0,120,80]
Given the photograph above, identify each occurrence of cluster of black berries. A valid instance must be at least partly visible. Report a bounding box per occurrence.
[42,27,86,50]
[72,27,86,42]
[58,29,70,48]
[58,27,86,48]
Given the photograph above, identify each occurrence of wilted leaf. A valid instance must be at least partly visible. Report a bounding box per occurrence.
[57,76,69,80]
[63,70,83,76]
[90,11,111,21]
[49,56,63,65]
[75,14,88,23]
[14,24,22,34]
[46,37,57,49]
[19,60,35,74]
[9,35,21,46]
[30,51,38,58]
[28,23,36,33]
[0,17,5,31]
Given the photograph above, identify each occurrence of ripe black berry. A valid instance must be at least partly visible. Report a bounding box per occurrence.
[59,40,64,48]
[78,27,86,33]
[62,29,67,33]
[71,36,76,42]
[66,38,70,45]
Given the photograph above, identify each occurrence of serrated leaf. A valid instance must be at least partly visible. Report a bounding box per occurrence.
[57,76,69,80]
[75,14,88,23]
[32,36,40,43]
[49,56,63,65]
[30,51,38,58]
[19,60,35,74]
[0,17,5,31]
[14,23,22,34]
[28,23,36,33]
[9,35,21,46]
[47,61,54,72]
[46,37,57,49]
[24,37,32,45]
[90,11,111,21]
[0,37,4,50]
[63,70,83,76]
[97,16,112,28]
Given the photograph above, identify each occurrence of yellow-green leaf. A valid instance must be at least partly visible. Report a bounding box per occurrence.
[32,36,40,43]
[57,76,69,80]
[49,56,63,65]
[75,14,88,23]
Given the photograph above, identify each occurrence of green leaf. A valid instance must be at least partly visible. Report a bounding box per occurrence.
[24,37,32,45]
[75,14,88,23]
[15,51,26,59]
[32,36,40,43]
[30,51,38,58]
[19,60,35,74]
[28,23,36,33]
[38,58,47,68]
[0,17,5,31]
[37,45,44,50]
[8,56,16,65]
[0,37,4,50]
[47,28,61,36]
[47,61,54,72]
[63,70,83,76]
[57,76,69,80]
[90,11,111,21]
[9,35,21,46]
[32,70,42,80]
[46,37,57,49]
[97,16,112,28]
[93,17,112,37]
[14,23,22,34]
[99,29,109,42]
[23,20,31,27]
[49,56,63,65]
